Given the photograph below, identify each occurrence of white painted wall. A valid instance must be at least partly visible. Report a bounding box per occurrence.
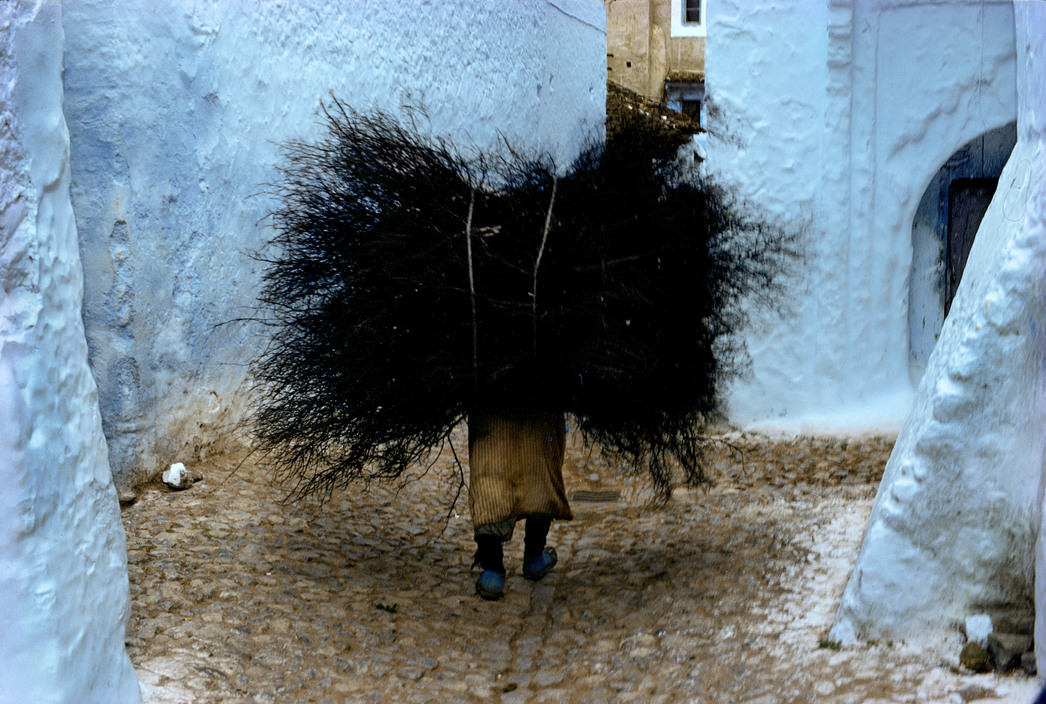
[0,2,139,702]
[62,0,607,491]
[832,1,1045,653]
[705,0,1017,434]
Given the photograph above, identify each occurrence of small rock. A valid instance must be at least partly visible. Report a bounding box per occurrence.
[396,666,425,681]
[118,489,138,507]
[986,632,1033,671]
[534,670,565,687]
[959,641,992,673]
[162,462,194,490]
[956,684,997,701]
[964,614,993,646]
[989,610,1034,635]
[1021,651,1037,676]
[413,657,438,670]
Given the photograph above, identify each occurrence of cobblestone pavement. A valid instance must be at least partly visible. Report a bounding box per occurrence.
[123,432,1038,703]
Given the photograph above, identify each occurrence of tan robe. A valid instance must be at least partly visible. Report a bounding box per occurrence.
[467,408,573,530]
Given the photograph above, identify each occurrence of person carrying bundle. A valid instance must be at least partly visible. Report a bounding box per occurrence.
[468,408,571,600]
[252,100,795,606]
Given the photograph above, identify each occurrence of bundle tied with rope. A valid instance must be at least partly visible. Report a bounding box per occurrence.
[252,98,797,500]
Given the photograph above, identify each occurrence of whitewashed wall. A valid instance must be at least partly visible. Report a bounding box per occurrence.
[833,2,1045,654]
[705,0,1017,433]
[0,2,139,702]
[63,0,607,491]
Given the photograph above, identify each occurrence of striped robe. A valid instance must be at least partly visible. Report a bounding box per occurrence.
[467,408,573,530]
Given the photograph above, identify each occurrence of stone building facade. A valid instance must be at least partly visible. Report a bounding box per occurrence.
[605,0,705,121]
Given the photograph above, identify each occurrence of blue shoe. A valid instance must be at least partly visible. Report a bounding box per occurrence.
[522,547,558,581]
[475,570,506,600]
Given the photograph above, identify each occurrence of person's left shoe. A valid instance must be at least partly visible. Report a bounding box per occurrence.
[475,569,506,600]
[522,547,558,581]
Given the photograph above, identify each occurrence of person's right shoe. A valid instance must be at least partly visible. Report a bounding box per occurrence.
[522,547,558,581]
[475,569,506,600]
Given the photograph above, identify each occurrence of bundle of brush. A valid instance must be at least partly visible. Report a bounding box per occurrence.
[253,98,796,499]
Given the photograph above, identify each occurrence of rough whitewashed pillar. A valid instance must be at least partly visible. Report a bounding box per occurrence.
[832,2,1046,655]
[0,2,140,701]
[1020,1,1046,683]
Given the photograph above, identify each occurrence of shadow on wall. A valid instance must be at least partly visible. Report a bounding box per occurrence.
[907,121,1017,383]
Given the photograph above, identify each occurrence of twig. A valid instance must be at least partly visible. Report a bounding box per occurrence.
[465,188,478,395]
[433,430,467,541]
[532,176,558,357]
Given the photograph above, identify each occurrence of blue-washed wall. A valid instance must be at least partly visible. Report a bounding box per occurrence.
[63,0,606,491]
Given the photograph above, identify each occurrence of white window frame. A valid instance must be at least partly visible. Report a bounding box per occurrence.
[670,0,706,38]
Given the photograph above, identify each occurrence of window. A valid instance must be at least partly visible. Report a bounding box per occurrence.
[680,99,702,123]
[684,0,701,24]
[665,81,705,125]
[671,0,705,37]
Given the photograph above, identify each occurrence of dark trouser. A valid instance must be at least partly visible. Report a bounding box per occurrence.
[474,515,552,573]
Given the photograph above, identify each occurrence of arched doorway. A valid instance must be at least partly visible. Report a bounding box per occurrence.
[908,121,1016,381]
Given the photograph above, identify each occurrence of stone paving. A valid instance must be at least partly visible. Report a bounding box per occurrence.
[123,431,1039,703]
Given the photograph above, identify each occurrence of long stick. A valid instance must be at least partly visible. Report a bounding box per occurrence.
[465,188,478,396]
[532,177,558,358]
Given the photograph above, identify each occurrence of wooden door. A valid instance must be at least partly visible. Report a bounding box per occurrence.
[946,178,997,316]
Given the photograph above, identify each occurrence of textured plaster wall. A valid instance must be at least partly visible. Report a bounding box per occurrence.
[0,2,139,701]
[833,2,1045,652]
[705,0,1016,433]
[62,0,607,491]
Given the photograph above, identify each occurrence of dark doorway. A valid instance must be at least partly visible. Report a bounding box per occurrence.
[908,121,1016,382]
[946,177,997,316]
